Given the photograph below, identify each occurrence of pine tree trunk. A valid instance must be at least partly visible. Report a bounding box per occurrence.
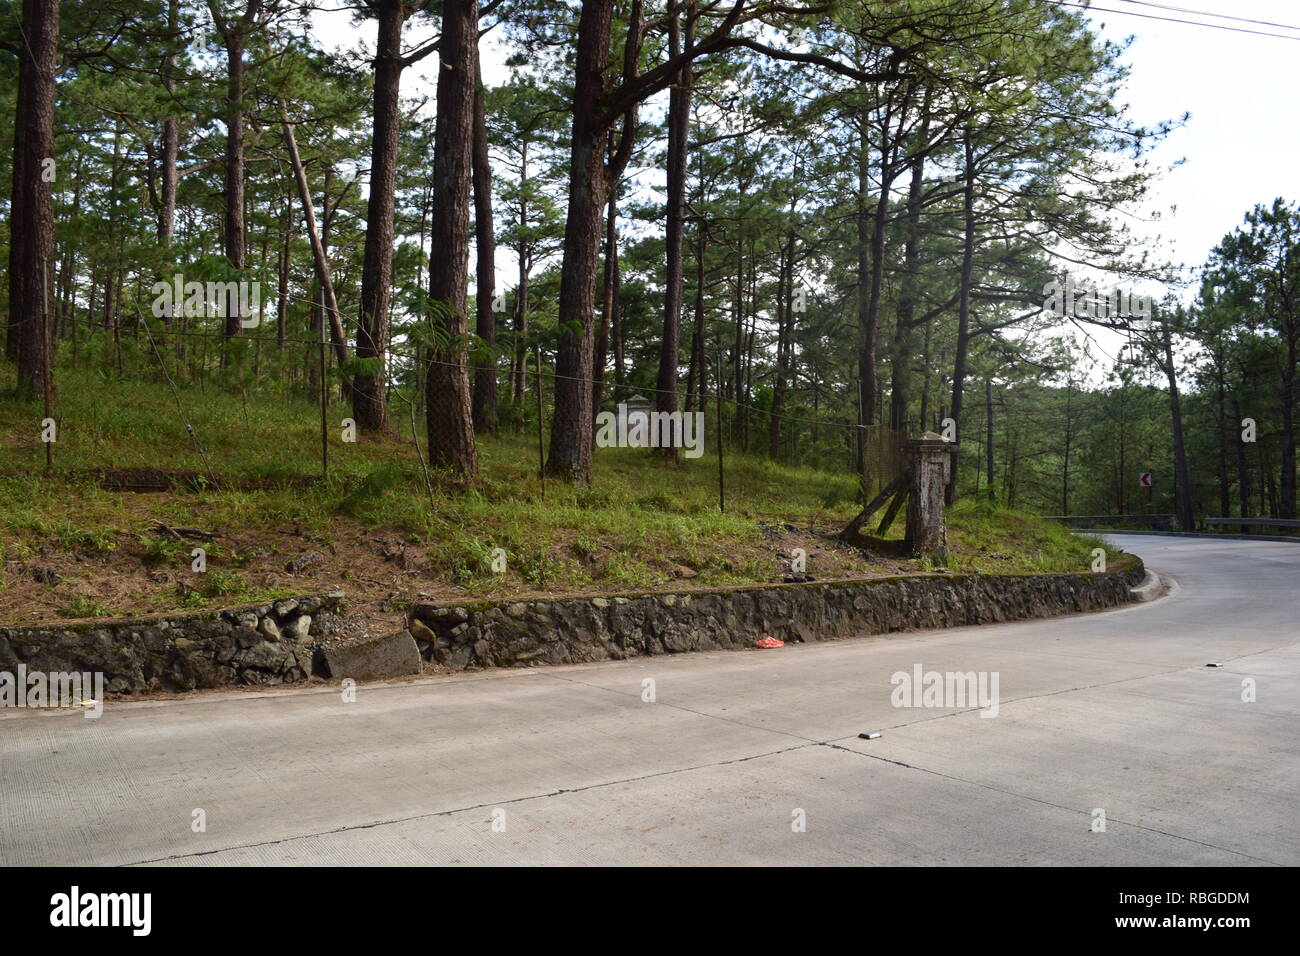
[353,0,407,433]
[471,68,498,433]
[220,30,246,340]
[654,7,691,462]
[1280,334,1297,518]
[425,0,480,478]
[860,118,896,467]
[1232,394,1251,518]
[610,211,624,394]
[1215,361,1230,517]
[6,0,59,399]
[545,0,613,484]
[770,234,793,459]
[276,197,290,353]
[685,233,706,412]
[282,113,349,368]
[1161,321,1195,530]
[511,142,530,406]
[731,251,743,403]
[947,134,976,504]
[592,182,617,425]
[159,0,180,246]
[889,130,927,431]
[986,379,995,502]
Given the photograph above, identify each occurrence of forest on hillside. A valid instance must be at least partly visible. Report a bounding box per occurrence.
[2,0,1297,526]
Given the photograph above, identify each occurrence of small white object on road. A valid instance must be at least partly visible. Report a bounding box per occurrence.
[858,732,882,740]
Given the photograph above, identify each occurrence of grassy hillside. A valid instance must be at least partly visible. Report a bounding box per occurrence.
[0,366,1120,626]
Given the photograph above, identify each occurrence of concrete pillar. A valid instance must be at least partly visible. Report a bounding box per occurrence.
[906,431,951,563]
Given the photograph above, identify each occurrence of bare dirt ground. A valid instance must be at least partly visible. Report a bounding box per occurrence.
[0,489,914,630]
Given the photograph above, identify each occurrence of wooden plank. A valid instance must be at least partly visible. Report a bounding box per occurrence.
[839,472,906,541]
[877,486,908,537]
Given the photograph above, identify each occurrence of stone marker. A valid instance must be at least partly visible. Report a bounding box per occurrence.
[322,629,421,682]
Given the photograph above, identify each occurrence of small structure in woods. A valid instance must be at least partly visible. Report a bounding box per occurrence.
[623,394,653,416]
[840,431,951,563]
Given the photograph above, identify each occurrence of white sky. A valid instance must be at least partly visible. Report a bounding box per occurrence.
[1043,0,1300,377]
[1080,0,1300,282]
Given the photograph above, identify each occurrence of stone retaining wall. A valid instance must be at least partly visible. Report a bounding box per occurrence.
[0,558,1144,693]
[408,557,1145,670]
[0,592,346,693]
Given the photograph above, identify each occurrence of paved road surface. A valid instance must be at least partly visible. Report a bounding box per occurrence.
[2,535,1297,866]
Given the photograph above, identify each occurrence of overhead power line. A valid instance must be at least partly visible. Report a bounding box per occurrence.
[1114,0,1300,33]
[1049,0,1300,40]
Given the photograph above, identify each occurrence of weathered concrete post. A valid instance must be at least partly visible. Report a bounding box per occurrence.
[906,431,951,564]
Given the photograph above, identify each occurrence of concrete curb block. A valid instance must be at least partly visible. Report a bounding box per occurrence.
[1128,569,1164,603]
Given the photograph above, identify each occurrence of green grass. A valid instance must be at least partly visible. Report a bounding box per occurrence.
[0,363,1124,620]
[945,498,1113,574]
[63,594,112,619]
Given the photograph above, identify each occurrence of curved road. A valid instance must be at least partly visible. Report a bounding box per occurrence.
[2,535,1297,866]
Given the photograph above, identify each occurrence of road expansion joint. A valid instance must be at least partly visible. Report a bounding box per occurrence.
[121,739,825,866]
[815,741,1283,866]
[537,669,829,746]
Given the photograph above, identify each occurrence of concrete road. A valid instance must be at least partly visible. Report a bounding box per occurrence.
[2,535,1297,867]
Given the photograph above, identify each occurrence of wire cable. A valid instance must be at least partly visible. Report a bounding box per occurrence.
[1113,0,1300,32]
[1048,0,1300,40]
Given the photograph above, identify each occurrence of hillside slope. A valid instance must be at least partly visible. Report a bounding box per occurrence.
[0,369,1118,627]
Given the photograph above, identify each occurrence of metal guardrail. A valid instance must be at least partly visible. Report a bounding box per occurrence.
[1050,515,1298,534]
[1045,514,1176,531]
[1045,515,1175,522]
[1203,517,1300,529]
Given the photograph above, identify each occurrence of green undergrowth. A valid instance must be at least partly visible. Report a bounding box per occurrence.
[0,365,1124,617]
[944,498,1114,574]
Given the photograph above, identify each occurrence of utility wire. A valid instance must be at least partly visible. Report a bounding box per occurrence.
[1049,0,1300,39]
[1113,0,1300,32]
[3,0,37,63]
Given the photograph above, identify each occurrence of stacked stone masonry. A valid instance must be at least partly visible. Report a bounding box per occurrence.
[0,558,1144,693]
